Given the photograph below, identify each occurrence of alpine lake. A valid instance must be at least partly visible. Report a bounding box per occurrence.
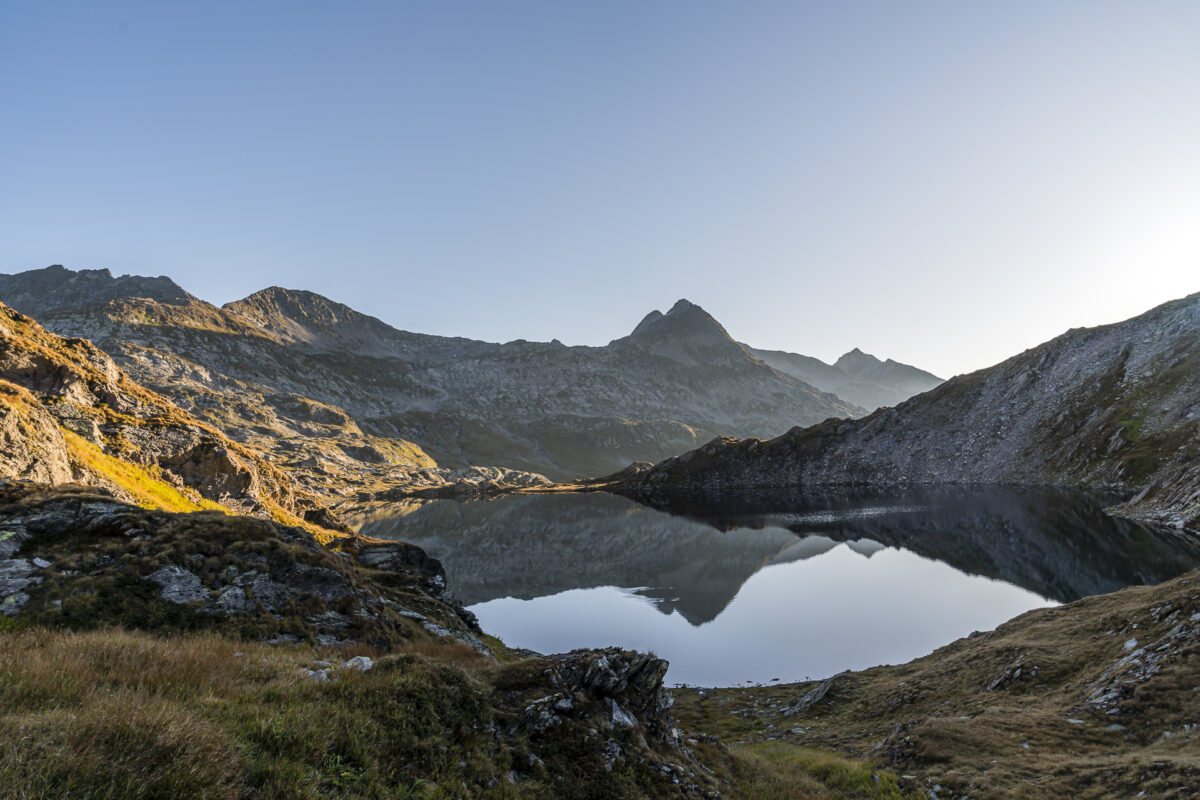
[358,487,1200,687]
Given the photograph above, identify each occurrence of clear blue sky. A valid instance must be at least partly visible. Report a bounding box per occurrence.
[4,1,1200,378]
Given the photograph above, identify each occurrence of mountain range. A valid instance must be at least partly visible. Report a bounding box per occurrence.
[745,344,942,411]
[3,262,1200,797]
[0,265,940,486]
[620,290,1200,531]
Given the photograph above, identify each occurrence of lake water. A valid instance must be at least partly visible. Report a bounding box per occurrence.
[358,487,1200,687]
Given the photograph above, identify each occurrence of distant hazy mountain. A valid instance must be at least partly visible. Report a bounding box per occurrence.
[622,291,1200,531]
[0,266,865,480]
[745,345,942,411]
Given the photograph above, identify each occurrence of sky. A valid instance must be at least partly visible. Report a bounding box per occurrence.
[3,1,1200,379]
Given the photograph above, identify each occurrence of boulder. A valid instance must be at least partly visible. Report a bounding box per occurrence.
[147,565,208,604]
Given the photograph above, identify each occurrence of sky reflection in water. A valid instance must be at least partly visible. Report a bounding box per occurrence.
[360,488,1200,687]
[470,543,1051,686]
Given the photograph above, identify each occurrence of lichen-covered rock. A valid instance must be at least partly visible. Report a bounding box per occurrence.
[0,389,73,485]
[147,565,208,604]
[0,557,36,616]
[542,648,675,740]
[355,541,444,583]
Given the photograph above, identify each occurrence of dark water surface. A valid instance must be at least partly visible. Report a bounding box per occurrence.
[359,487,1200,686]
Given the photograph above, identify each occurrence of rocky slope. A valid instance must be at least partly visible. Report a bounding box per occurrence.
[0,266,880,481]
[0,299,335,525]
[622,291,1200,530]
[745,345,942,412]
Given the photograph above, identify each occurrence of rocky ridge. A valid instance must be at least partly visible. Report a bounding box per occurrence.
[0,267,946,484]
[621,291,1200,530]
[745,345,943,412]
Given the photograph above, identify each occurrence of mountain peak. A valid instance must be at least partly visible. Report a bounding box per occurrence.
[628,299,724,339]
[225,286,408,355]
[835,348,883,375]
[0,265,194,318]
[631,310,664,336]
[226,286,365,334]
[667,298,699,315]
[620,299,752,367]
[229,286,355,320]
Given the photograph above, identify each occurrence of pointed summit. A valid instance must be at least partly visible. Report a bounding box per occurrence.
[631,309,664,336]
[667,298,699,315]
[627,299,729,340]
[621,299,752,366]
[835,348,883,376]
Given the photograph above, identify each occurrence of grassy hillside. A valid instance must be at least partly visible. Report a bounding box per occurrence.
[675,567,1200,798]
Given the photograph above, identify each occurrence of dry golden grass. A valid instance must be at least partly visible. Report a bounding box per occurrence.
[63,429,227,514]
[0,629,264,799]
[0,627,571,799]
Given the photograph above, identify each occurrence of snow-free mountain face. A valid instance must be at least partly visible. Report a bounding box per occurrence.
[745,345,943,412]
[0,266,873,481]
[623,290,1200,531]
[0,299,316,520]
[0,265,195,314]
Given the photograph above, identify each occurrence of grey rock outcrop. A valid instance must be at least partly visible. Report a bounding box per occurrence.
[0,391,73,485]
[147,565,208,604]
[540,647,675,739]
[368,466,553,500]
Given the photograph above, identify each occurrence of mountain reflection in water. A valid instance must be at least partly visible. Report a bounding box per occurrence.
[358,487,1200,685]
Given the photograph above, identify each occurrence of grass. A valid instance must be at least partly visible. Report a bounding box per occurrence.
[722,743,920,800]
[0,629,500,799]
[0,628,691,799]
[62,428,226,513]
[0,620,922,800]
